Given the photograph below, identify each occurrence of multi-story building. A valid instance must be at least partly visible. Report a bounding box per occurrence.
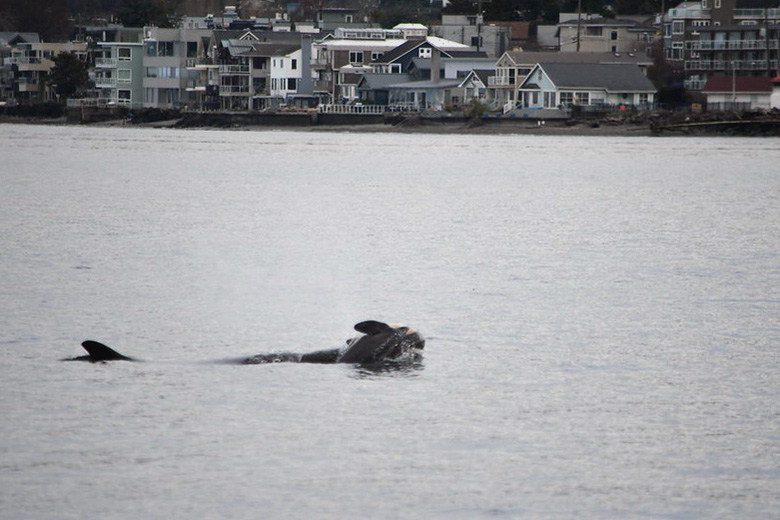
[93,29,145,108]
[1,32,41,103]
[665,0,780,90]
[557,17,656,54]
[2,40,88,103]
[430,14,510,58]
[142,26,212,108]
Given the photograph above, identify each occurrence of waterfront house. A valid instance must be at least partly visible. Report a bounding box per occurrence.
[143,26,212,108]
[491,51,654,110]
[516,62,657,111]
[701,75,774,109]
[94,32,145,108]
[2,39,88,103]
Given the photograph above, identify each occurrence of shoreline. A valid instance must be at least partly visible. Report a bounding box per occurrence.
[2,112,778,137]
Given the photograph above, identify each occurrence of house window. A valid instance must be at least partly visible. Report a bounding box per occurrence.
[714,0,721,7]
[671,42,684,60]
[287,78,297,90]
[345,14,353,23]
[187,41,197,58]
[672,21,684,34]
[117,69,131,82]
[118,47,131,61]
[575,92,590,105]
[611,30,618,40]
[390,64,401,73]
[559,92,573,106]
[418,47,432,58]
[585,27,603,36]
[471,36,481,47]
[118,89,131,101]
[638,93,649,104]
[291,59,297,70]
[702,0,707,7]
[349,51,363,64]
[371,51,383,61]
[544,91,556,108]
[157,41,174,57]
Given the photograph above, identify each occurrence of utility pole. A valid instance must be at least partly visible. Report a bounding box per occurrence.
[576,0,582,52]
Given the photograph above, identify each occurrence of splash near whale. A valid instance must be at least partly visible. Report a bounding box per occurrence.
[67,321,424,365]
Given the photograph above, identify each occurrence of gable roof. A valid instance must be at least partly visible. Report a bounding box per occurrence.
[502,51,652,67]
[458,69,493,88]
[527,63,656,92]
[375,36,471,64]
[702,76,773,93]
[357,73,412,89]
[0,32,40,47]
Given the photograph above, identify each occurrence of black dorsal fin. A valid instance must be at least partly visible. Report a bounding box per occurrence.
[354,320,394,336]
[81,340,134,361]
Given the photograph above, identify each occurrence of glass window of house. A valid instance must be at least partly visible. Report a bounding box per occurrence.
[118,48,131,60]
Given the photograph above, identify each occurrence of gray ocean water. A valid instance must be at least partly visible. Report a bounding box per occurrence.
[0,124,778,520]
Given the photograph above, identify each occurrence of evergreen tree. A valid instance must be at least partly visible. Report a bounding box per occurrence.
[48,52,90,100]
[0,0,72,41]
[115,0,182,28]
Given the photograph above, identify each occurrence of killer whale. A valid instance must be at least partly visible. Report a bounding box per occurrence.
[68,320,424,365]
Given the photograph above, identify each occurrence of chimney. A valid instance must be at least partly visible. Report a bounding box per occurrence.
[297,35,314,96]
[431,47,441,84]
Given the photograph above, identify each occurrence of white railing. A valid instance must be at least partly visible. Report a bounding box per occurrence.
[219,64,250,74]
[687,39,779,51]
[318,104,385,114]
[668,8,710,19]
[734,8,780,18]
[684,79,706,90]
[95,77,116,87]
[95,58,117,67]
[488,76,512,87]
[686,59,778,70]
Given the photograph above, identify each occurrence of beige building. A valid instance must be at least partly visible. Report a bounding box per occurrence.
[558,17,655,54]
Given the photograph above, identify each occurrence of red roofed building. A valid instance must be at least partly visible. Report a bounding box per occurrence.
[701,76,773,110]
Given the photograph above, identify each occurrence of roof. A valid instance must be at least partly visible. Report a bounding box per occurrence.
[702,76,773,93]
[532,62,657,92]
[558,17,642,27]
[503,51,652,67]
[357,73,412,89]
[387,79,462,89]
[459,69,493,88]
[243,43,300,57]
[0,32,40,47]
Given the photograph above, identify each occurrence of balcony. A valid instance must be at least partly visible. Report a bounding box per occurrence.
[684,78,706,90]
[219,64,250,74]
[668,7,710,19]
[488,76,512,87]
[95,58,117,68]
[687,39,779,51]
[95,77,117,88]
[219,85,250,95]
[685,59,778,70]
[734,8,780,18]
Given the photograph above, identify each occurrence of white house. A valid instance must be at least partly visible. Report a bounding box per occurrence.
[269,46,317,100]
[701,76,774,111]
